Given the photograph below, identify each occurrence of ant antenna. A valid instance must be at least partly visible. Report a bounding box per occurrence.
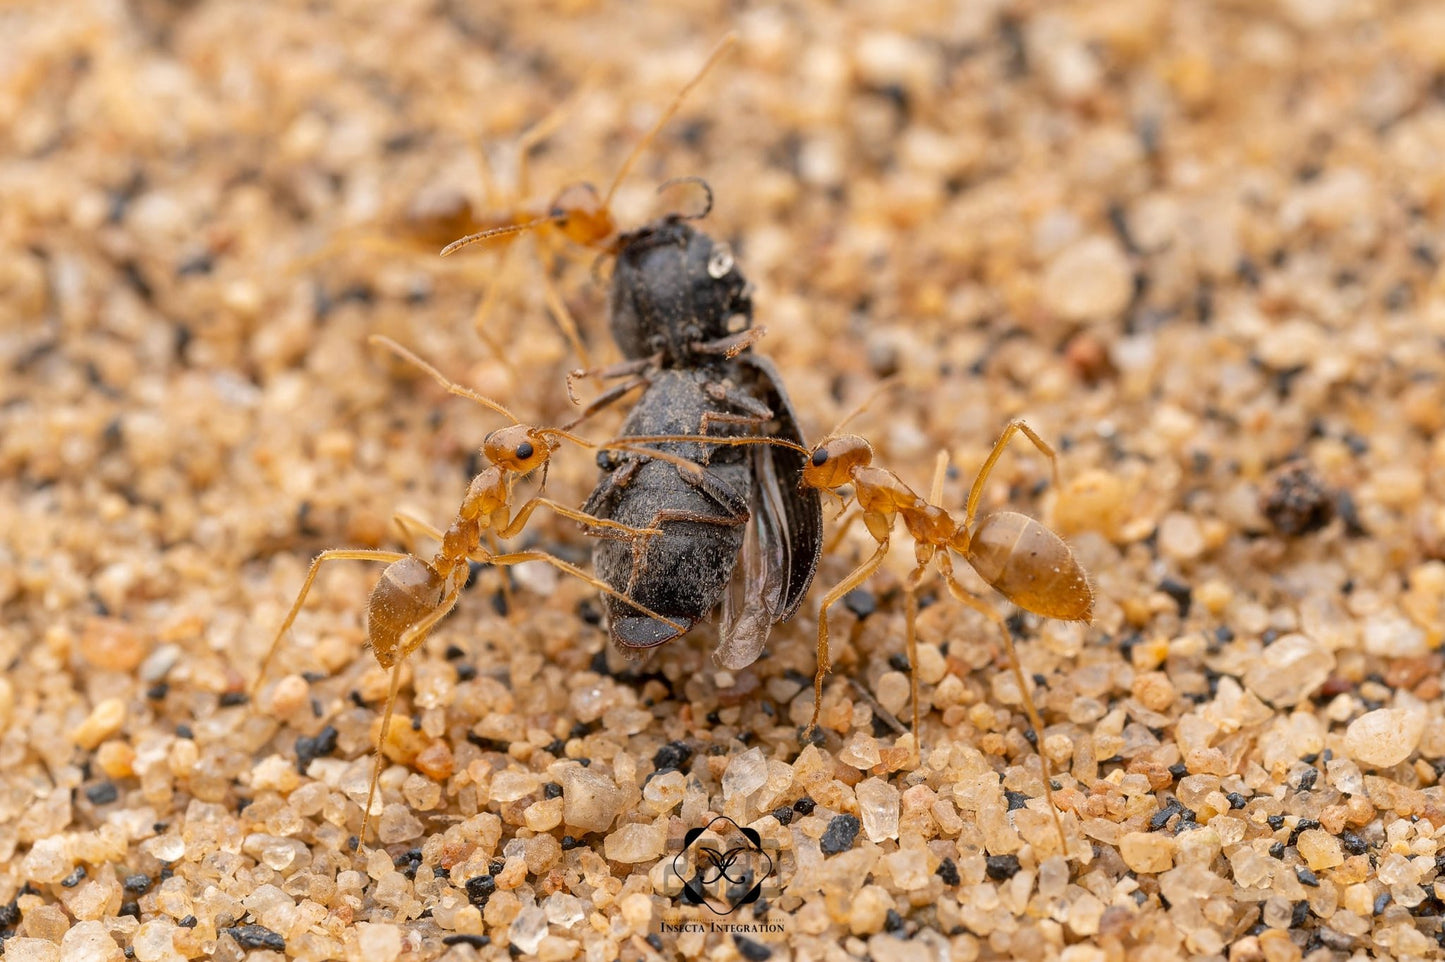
[601,32,737,209]
[819,378,903,442]
[368,335,522,424]
[439,214,568,257]
[603,434,811,457]
[656,176,714,220]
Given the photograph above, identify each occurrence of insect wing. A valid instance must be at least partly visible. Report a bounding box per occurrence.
[716,442,787,669]
[736,355,823,620]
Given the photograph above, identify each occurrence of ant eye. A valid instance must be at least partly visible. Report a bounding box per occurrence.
[811,449,829,467]
[707,244,734,279]
[516,441,535,461]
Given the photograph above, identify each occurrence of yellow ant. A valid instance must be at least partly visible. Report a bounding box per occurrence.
[615,417,1092,848]
[252,335,680,846]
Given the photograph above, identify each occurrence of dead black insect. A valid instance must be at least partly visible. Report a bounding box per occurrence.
[575,215,823,668]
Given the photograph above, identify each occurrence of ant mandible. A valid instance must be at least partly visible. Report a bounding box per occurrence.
[252,335,679,847]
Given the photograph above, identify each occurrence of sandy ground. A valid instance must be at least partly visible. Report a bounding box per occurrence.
[3,1,1445,960]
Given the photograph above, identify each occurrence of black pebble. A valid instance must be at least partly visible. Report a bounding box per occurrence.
[1295,866,1320,887]
[936,857,960,885]
[652,741,693,772]
[466,874,496,906]
[122,874,152,894]
[771,806,794,826]
[86,782,119,806]
[843,589,876,619]
[793,797,816,815]
[442,935,492,948]
[985,854,1021,881]
[225,925,286,951]
[1157,578,1192,618]
[734,934,773,961]
[819,814,861,855]
[1004,790,1029,812]
[294,725,339,773]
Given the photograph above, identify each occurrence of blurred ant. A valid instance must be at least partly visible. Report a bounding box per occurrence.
[288,83,596,367]
[618,416,1092,846]
[252,335,676,846]
[438,34,737,368]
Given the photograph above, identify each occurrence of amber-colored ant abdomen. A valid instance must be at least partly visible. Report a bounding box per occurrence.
[366,557,447,670]
[962,511,1094,622]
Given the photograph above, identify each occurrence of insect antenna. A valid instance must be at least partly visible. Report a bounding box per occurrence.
[655,176,714,221]
[368,335,522,424]
[601,32,737,210]
[439,214,569,257]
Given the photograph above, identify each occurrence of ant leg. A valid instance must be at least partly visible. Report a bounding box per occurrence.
[485,531,514,620]
[808,537,891,734]
[485,549,688,636]
[540,266,592,370]
[515,68,598,199]
[936,556,1066,851]
[466,240,522,374]
[361,656,403,850]
[392,512,444,554]
[964,420,1060,528]
[499,496,662,543]
[929,450,949,505]
[691,327,768,358]
[370,335,522,424]
[824,507,860,553]
[253,549,409,698]
[600,33,736,208]
[360,580,465,847]
[903,567,925,761]
[562,372,651,426]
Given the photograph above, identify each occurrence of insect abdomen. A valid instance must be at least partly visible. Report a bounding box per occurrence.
[966,512,1093,622]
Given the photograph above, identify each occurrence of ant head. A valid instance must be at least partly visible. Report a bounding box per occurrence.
[549,182,616,249]
[484,424,552,475]
[608,218,751,362]
[804,435,872,490]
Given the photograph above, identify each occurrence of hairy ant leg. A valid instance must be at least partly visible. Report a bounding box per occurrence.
[808,538,892,733]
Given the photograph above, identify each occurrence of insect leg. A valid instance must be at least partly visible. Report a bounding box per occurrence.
[360,578,466,847]
[936,554,1066,851]
[964,419,1059,527]
[540,260,593,370]
[253,549,409,699]
[808,537,891,734]
[484,549,688,635]
[500,496,663,543]
[392,511,444,553]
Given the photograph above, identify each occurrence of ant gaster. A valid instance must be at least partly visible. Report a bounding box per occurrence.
[252,336,676,846]
[804,418,1091,845]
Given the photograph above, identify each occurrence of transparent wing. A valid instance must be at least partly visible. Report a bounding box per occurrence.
[716,445,787,669]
